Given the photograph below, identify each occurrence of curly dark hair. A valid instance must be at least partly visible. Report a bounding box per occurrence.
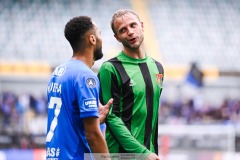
[64,16,94,52]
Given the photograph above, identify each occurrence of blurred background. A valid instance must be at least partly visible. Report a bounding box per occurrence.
[0,0,240,159]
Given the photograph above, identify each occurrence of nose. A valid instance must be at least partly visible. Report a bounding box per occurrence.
[128,28,134,36]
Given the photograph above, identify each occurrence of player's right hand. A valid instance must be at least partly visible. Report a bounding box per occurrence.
[99,98,113,124]
[146,153,160,160]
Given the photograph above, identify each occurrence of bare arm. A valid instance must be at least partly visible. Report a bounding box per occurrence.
[83,117,109,153]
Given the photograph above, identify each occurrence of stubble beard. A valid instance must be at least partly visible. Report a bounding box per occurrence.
[122,36,144,50]
[94,47,103,61]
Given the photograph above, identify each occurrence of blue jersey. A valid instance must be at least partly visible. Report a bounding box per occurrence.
[46,60,99,160]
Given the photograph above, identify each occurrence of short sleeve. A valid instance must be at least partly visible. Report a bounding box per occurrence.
[75,73,100,118]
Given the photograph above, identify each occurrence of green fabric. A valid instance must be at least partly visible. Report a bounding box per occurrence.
[98,51,164,157]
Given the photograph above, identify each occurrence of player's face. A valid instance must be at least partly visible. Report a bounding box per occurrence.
[113,13,144,50]
[93,26,103,61]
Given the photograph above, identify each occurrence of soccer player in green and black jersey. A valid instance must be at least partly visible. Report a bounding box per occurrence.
[98,9,164,160]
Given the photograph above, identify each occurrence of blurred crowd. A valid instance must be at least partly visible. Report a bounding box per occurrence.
[1,91,240,132]
[159,96,240,125]
[0,91,47,149]
[0,90,240,148]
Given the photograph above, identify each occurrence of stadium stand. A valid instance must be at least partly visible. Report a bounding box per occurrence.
[0,0,130,69]
[147,0,240,71]
[0,0,240,159]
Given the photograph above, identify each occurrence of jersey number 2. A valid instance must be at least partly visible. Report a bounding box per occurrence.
[46,97,62,142]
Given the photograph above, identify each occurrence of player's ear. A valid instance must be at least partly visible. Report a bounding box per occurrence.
[89,35,96,45]
[114,34,121,42]
[141,22,144,31]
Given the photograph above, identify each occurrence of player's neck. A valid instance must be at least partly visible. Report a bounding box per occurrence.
[123,46,146,59]
[72,53,94,68]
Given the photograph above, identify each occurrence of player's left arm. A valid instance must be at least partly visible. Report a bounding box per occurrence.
[83,117,109,154]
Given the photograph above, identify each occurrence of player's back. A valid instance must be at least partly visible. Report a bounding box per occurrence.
[46,59,99,160]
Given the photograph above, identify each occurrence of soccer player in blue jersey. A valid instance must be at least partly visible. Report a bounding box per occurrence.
[46,16,112,160]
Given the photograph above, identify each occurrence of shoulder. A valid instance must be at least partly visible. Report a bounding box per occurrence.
[99,57,120,72]
[81,68,98,80]
[147,57,164,74]
[154,60,164,69]
[75,72,99,90]
[69,62,98,85]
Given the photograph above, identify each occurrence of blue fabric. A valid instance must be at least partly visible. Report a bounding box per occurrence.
[46,60,99,160]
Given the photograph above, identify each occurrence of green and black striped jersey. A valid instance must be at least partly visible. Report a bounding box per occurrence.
[98,51,164,156]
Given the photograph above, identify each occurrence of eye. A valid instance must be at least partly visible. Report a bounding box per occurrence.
[130,23,137,28]
[119,28,126,34]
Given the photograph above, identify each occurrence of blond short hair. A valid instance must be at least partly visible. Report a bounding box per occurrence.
[111,9,141,35]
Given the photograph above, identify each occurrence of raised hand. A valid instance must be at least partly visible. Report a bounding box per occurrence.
[99,98,113,124]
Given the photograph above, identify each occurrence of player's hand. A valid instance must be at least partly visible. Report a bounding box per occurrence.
[99,98,113,124]
[146,153,160,160]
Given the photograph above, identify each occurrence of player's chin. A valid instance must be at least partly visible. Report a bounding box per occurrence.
[94,50,103,61]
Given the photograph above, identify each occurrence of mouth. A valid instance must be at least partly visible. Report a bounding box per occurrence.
[129,38,137,43]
